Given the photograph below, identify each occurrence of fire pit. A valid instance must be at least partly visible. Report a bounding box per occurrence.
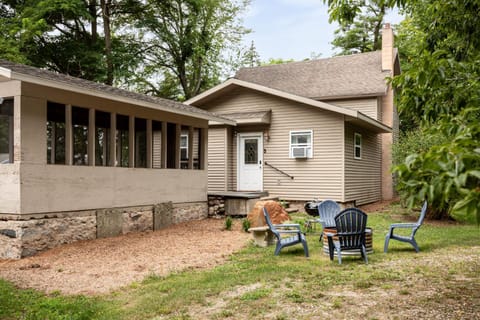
[322,227,373,256]
[304,200,321,216]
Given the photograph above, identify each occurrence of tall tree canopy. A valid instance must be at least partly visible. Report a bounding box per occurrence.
[326,0,480,222]
[126,0,250,100]
[0,0,249,99]
[0,0,142,84]
[331,0,389,55]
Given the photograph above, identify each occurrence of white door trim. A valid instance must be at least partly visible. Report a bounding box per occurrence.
[237,132,263,191]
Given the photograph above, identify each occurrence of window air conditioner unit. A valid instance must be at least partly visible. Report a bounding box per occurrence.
[292,147,308,158]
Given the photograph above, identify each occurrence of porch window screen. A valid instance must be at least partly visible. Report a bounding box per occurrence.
[72,106,89,165]
[0,98,13,164]
[95,110,111,166]
[135,118,147,168]
[192,128,202,169]
[116,114,129,167]
[47,102,66,164]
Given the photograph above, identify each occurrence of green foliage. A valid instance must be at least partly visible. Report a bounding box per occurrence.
[323,0,405,25]
[225,216,233,230]
[327,0,480,222]
[390,0,480,222]
[241,40,261,68]
[392,128,449,168]
[240,288,271,301]
[394,109,480,222]
[242,218,250,232]
[129,0,250,100]
[0,279,117,319]
[0,0,250,98]
[331,0,388,55]
[261,57,295,66]
[0,0,140,84]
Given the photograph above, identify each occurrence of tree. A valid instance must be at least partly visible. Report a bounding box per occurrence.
[331,0,388,55]
[0,0,143,85]
[130,0,250,100]
[241,41,261,68]
[324,0,402,25]
[325,0,480,222]
[261,58,294,66]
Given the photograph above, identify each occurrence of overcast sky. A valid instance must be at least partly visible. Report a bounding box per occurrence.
[242,0,404,61]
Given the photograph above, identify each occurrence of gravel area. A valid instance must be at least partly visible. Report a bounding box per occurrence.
[0,218,250,295]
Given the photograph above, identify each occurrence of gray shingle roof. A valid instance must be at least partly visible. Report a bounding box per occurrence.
[235,51,389,100]
[0,59,232,123]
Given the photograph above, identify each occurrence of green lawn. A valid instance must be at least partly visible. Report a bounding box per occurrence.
[1,203,479,319]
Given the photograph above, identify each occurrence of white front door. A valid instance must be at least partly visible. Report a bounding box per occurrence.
[238,133,263,191]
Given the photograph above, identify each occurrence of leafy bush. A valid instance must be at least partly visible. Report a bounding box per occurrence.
[393,109,480,223]
[225,216,233,230]
[242,218,250,232]
[392,128,448,168]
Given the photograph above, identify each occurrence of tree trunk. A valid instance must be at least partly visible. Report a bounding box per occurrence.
[372,5,386,51]
[101,0,113,86]
[89,0,97,44]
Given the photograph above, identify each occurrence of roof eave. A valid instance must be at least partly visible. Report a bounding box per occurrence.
[313,91,386,101]
[187,78,359,117]
[185,78,237,105]
[187,78,391,132]
[347,112,392,133]
[7,70,235,126]
[0,66,12,79]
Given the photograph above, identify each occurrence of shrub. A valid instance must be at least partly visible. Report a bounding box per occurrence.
[242,218,250,232]
[225,216,233,230]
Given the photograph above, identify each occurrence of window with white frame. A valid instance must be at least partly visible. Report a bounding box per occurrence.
[354,133,362,159]
[180,133,188,169]
[289,130,313,158]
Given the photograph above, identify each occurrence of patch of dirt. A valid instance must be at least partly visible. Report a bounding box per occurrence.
[358,199,398,213]
[0,218,250,295]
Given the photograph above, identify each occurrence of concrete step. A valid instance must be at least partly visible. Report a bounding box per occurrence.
[285,207,298,214]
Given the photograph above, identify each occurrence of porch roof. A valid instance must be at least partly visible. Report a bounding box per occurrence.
[209,110,271,126]
[0,59,235,125]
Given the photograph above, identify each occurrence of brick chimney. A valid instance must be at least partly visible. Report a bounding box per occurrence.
[380,22,396,201]
[381,23,394,71]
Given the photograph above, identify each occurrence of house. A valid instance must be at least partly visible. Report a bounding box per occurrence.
[0,60,233,259]
[186,24,400,207]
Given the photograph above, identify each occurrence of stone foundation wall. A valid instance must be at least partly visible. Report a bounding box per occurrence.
[0,201,207,259]
[208,195,225,216]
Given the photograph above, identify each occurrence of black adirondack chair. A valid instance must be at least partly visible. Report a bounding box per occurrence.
[263,208,309,257]
[384,201,428,253]
[326,208,368,264]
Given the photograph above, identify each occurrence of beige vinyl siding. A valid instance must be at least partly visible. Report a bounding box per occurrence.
[152,130,162,168]
[377,97,383,123]
[207,127,228,191]
[329,98,379,120]
[202,87,344,201]
[228,129,236,190]
[344,123,382,205]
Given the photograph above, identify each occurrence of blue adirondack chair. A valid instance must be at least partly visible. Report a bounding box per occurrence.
[263,208,309,257]
[384,201,428,253]
[326,208,368,264]
[317,200,341,241]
